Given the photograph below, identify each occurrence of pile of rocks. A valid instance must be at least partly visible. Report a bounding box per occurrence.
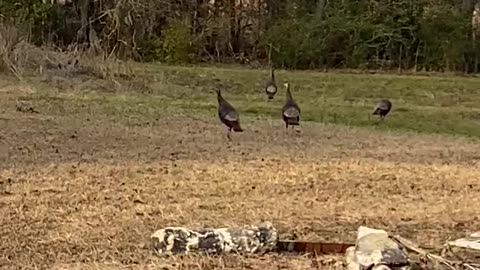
[150,223,480,270]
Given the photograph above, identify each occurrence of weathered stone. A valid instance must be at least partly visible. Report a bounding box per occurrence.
[151,222,277,256]
[346,226,410,270]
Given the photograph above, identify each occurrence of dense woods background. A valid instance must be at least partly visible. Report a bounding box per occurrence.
[2,0,480,72]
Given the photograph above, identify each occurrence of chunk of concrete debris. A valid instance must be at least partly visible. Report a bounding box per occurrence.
[151,222,277,256]
[346,226,410,270]
[448,231,480,251]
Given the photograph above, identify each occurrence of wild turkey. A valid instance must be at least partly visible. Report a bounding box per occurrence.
[372,99,392,120]
[282,82,301,130]
[216,89,243,140]
[265,67,277,100]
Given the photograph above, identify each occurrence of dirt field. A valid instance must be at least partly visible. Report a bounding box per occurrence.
[1,66,480,269]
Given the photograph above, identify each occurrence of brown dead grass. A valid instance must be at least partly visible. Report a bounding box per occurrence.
[1,98,480,269]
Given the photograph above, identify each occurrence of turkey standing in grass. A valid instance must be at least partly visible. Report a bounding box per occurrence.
[372,99,392,120]
[282,82,301,130]
[265,67,277,100]
[216,89,243,140]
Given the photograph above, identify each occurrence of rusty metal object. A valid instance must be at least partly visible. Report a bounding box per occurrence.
[277,240,354,255]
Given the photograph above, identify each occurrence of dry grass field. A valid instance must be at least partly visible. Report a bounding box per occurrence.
[1,63,480,269]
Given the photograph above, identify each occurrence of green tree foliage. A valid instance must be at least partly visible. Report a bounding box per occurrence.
[0,0,479,72]
[139,18,193,63]
[0,0,60,44]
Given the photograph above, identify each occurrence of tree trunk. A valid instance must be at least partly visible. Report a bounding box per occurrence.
[472,1,480,72]
[229,0,238,54]
[316,0,327,16]
[76,0,89,43]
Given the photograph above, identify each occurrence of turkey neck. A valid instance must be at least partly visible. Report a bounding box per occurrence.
[217,90,224,104]
[286,86,294,102]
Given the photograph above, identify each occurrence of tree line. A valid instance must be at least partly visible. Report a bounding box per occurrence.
[1,0,480,72]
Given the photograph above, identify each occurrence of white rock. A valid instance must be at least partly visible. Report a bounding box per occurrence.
[346,226,410,270]
[151,222,278,256]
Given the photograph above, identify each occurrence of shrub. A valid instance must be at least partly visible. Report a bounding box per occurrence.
[161,19,193,63]
[139,18,192,64]
[0,23,23,74]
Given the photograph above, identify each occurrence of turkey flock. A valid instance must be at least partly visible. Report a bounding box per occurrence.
[216,67,392,140]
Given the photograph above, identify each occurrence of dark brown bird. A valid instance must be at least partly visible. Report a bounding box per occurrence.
[282,82,301,130]
[372,99,392,120]
[265,67,277,100]
[216,89,243,140]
